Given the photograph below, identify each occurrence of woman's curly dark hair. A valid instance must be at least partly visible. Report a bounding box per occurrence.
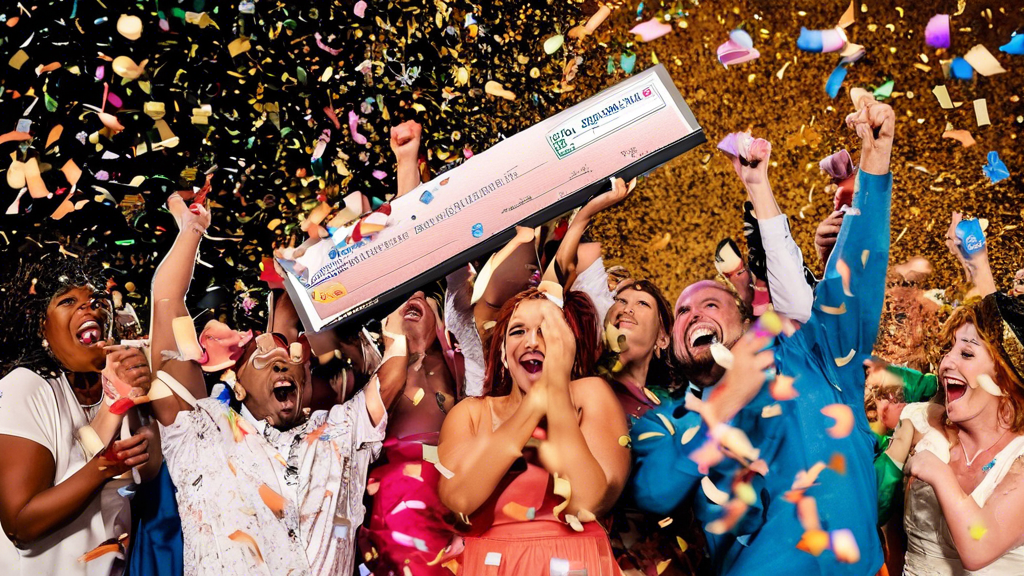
[0,240,108,379]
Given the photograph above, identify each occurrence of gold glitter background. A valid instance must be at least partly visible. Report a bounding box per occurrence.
[585,1,1023,299]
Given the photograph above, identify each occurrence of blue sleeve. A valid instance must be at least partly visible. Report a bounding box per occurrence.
[629,398,706,516]
[811,171,893,400]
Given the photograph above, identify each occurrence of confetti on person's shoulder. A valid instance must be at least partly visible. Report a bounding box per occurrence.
[630,19,673,43]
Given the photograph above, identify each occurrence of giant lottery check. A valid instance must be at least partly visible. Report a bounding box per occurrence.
[283,64,704,332]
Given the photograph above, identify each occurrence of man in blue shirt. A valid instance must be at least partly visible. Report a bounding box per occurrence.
[630,95,896,576]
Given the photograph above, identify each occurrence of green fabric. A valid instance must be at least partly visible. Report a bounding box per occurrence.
[871,365,937,527]
[884,365,938,402]
[875,453,903,526]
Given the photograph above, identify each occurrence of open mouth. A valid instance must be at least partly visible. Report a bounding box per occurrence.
[403,299,425,322]
[75,319,105,346]
[688,324,720,349]
[519,352,544,375]
[273,376,298,407]
[945,376,968,404]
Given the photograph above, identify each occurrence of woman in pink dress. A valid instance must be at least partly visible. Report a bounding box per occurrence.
[436,285,630,575]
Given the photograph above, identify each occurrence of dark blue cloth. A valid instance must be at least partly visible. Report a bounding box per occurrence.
[126,463,183,576]
[630,170,893,576]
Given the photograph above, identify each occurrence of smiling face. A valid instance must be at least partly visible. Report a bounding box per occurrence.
[236,335,311,429]
[939,323,1001,423]
[606,283,668,364]
[42,285,110,374]
[503,299,561,393]
[672,282,748,387]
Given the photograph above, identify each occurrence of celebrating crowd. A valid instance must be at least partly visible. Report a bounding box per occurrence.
[3,89,1024,576]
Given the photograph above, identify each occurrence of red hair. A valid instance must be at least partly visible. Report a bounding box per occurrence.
[483,287,598,396]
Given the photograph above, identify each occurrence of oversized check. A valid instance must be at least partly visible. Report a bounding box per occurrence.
[283,64,704,332]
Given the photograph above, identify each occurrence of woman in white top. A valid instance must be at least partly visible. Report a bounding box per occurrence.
[889,218,1024,575]
[0,244,155,576]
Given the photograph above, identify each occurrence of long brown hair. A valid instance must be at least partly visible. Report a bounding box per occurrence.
[603,279,679,394]
[483,287,598,397]
[940,296,1024,433]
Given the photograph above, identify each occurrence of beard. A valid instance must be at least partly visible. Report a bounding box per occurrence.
[673,333,741,389]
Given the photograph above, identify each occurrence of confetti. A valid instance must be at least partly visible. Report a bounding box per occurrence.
[973,99,991,127]
[976,374,1006,397]
[228,530,265,564]
[259,484,287,518]
[925,14,951,48]
[630,19,673,43]
[797,530,830,557]
[825,66,848,99]
[796,27,847,53]
[963,44,1006,77]
[969,523,988,540]
[821,404,855,438]
[700,476,730,506]
[983,151,1011,183]
[932,85,955,109]
[942,129,976,147]
[1002,33,1024,55]
[831,529,861,563]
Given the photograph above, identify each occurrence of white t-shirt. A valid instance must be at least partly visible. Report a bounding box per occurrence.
[0,368,131,576]
[158,371,386,576]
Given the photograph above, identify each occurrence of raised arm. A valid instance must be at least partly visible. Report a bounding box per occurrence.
[811,96,895,400]
[724,136,813,322]
[148,194,211,426]
[543,177,633,290]
[437,392,547,516]
[944,212,997,298]
[376,307,411,410]
[391,120,423,198]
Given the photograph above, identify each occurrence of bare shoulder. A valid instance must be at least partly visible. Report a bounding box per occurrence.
[571,377,621,414]
[444,395,487,435]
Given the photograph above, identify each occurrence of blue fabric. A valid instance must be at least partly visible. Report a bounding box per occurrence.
[630,170,893,576]
[126,463,183,576]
